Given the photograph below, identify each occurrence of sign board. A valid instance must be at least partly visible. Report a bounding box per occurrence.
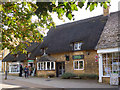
[72,55,84,60]
[110,73,119,85]
[28,60,34,62]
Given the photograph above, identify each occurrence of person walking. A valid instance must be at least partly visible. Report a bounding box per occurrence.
[24,66,29,78]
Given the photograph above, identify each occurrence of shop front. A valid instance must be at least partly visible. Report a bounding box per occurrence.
[97,48,120,83]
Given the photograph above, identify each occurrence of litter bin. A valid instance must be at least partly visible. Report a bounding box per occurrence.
[110,73,119,85]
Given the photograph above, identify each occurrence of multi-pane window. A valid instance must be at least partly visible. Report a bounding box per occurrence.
[73,60,84,70]
[37,62,55,70]
[9,63,21,73]
[74,42,83,50]
[102,52,120,76]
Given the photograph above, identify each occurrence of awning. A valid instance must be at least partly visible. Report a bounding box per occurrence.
[37,54,56,62]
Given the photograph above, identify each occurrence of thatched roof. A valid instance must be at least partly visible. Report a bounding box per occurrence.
[2,53,16,62]
[37,54,56,62]
[40,15,108,54]
[29,43,43,58]
[2,42,40,62]
[96,11,120,49]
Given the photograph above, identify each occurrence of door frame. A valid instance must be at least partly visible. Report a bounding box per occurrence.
[56,61,65,77]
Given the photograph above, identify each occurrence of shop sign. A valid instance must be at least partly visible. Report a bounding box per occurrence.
[28,60,34,62]
[72,55,84,60]
[110,73,119,85]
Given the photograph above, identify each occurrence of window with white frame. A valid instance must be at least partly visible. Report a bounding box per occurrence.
[102,52,120,76]
[9,62,20,73]
[73,60,84,70]
[74,42,83,50]
[37,62,55,70]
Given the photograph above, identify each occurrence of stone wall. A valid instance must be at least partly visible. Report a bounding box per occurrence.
[37,50,98,77]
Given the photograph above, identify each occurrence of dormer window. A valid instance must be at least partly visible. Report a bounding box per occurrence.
[74,42,83,50]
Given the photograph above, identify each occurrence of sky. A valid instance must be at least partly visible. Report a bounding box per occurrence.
[52,0,119,26]
[32,0,120,36]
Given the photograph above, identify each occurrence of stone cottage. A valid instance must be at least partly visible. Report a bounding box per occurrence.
[96,11,120,83]
[31,14,108,77]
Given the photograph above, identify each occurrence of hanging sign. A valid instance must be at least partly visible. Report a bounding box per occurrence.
[72,55,84,60]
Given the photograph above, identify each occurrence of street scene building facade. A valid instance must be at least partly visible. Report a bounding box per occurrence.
[2,11,120,84]
[96,11,120,83]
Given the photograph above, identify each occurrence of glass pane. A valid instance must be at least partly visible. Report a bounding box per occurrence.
[102,54,106,60]
[74,43,78,50]
[78,43,82,49]
[51,62,54,70]
[41,62,44,70]
[112,62,119,73]
[38,63,40,70]
[113,52,119,60]
[11,64,19,72]
[79,61,83,69]
[47,62,50,70]
[74,61,78,69]
[44,62,46,70]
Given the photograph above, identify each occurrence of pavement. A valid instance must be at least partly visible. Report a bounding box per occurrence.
[0,73,119,89]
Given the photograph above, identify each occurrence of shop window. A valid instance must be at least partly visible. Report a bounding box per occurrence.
[74,42,82,50]
[102,52,120,76]
[9,62,21,73]
[73,60,84,70]
[37,62,55,70]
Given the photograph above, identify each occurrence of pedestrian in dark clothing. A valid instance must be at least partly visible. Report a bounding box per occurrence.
[19,64,23,77]
[24,66,29,78]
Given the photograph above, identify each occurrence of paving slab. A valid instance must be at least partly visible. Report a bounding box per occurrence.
[1,74,119,89]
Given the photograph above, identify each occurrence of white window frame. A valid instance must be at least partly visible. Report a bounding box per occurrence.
[9,62,22,73]
[73,60,84,70]
[74,42,82,50]
[102,52,120,77]
[37,61,55,70]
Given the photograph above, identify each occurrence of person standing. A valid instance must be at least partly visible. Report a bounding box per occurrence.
[19,64,23,77]
[24,66,29,78]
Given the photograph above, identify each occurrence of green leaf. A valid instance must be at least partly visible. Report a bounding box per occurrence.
[90,4,94,11]
[67,13,72,20]
[103,2,108,9]
[8,21,11,25]
[78,2,84,8]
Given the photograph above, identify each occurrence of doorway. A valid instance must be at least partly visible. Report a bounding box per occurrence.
[28,61,35,76]
[56,61,65,77]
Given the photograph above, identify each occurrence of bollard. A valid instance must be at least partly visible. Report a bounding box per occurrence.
[5,70,7,80]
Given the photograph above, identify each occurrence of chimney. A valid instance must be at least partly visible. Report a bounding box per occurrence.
[103,6,110,16]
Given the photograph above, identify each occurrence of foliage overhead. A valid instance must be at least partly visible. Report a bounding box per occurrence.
[1,1,110,54]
